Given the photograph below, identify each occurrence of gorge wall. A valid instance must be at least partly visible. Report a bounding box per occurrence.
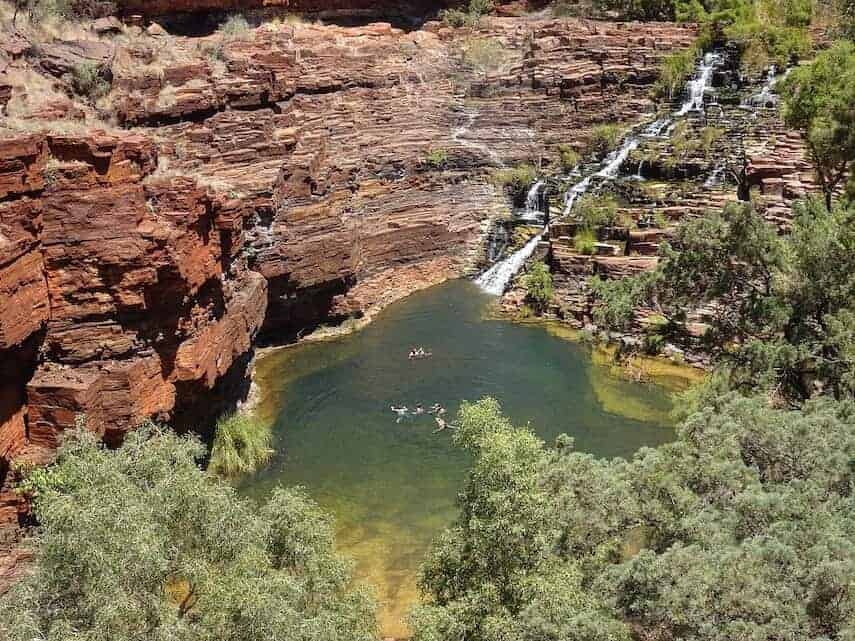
[2,9,702,565]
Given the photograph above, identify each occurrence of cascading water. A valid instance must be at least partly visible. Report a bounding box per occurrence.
[561,137,640,215]
[526,180,544,211]
[475,226,547,295]
[744,65,790,109]
[676,52,720,115]
[475,52,724,296]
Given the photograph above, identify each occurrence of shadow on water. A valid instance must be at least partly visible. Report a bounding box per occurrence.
[242,280,675,637]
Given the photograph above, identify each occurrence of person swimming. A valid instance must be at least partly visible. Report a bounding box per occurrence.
[412,404,425,415]
[390,405,409,423]
[408,347,433,359]
[433,416,457,433]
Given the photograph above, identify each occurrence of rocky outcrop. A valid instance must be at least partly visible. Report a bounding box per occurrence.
[0,130,267,563]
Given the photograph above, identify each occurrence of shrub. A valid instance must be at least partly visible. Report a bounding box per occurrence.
[208,412,273,478]
[699,125,724,157]
[439,0,494,27]
[70,62,110,100]
[653,45,699,100]
[524,262,553,311]
[587,123,623,160]
[574,229,597,255]
[424,148,449,168]
[557,143,580,172]
[552,0,578,17]
[643,332,666,355]
[491,164,537,206]
[463,37,507,72]
[575,193,620,229]
[439,8,472,27]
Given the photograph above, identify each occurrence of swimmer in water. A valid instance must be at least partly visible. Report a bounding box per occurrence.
[390,405,409,423]
[429,403,442,414]
[433,416,457,433]
[412,404,425,415]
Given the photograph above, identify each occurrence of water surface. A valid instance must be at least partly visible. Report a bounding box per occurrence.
[245,280,674,636]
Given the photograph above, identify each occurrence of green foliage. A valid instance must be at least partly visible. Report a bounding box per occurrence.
[589,272,658,330]
[70,62,110,100]
[424,148,449,168]
[557,143,580,171]
[574,229,597,255]
[654,45,700,100]
[587,124,623,160]
[664,122,725,169]
[462,37,507,72]
[491,164,538,205]
[439,0,495,27]
[411,398,631,641]
[208,412,273,479]
[552,0,579,16]
[781,40,855,210]
[591,198,855,402]
[574,193,621,229]
[594,0,679,19]
[523,262,553,312]
[411,395,855,641]
[0,425,377,641]
[674,0,813,72]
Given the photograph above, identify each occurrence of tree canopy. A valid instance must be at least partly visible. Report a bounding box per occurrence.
[781,40,855,209]
[591,198,855,404]
[0,425,376,641]
[411,396,855,641]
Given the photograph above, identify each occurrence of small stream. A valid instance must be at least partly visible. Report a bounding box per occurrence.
[244,280,677,637]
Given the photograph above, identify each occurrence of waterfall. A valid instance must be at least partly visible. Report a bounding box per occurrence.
[744,65,786,108]
[676,52,721,116]
[642,118,671,137]
[635,159,646,181]
[525,180,544,211]
[561,137,639,215]
[703,164,725,188]
[475,227,547,295]
[474,51,725,296]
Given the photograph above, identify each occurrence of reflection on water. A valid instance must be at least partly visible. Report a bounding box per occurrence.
[243,280,674,637]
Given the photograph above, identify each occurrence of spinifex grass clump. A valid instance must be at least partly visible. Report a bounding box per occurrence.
[208,412,273,478]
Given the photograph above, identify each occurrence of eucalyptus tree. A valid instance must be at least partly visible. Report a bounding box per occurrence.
[0,425,376,641]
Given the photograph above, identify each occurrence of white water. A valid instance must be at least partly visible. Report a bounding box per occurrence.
[677,52,720,115]
[475,227,547,295]
[525,180,544,211]
[475,52,724,296]
[560,136,640,215]
[744,65,789,108]
[703,164,725,188]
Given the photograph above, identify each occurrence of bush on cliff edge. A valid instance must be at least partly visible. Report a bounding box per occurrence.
[0,425,377,641]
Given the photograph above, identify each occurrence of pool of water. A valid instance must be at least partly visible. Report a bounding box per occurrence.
[243,280,675,637]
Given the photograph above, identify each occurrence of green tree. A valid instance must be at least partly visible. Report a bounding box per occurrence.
[781,40,855,210]
[589,199,855,403]
[411,395,855,641]
[0,425,376,641]
[524,262,553,312]
[411,399,628,641]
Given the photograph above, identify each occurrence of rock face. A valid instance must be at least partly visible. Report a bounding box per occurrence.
[0,131,266,562]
